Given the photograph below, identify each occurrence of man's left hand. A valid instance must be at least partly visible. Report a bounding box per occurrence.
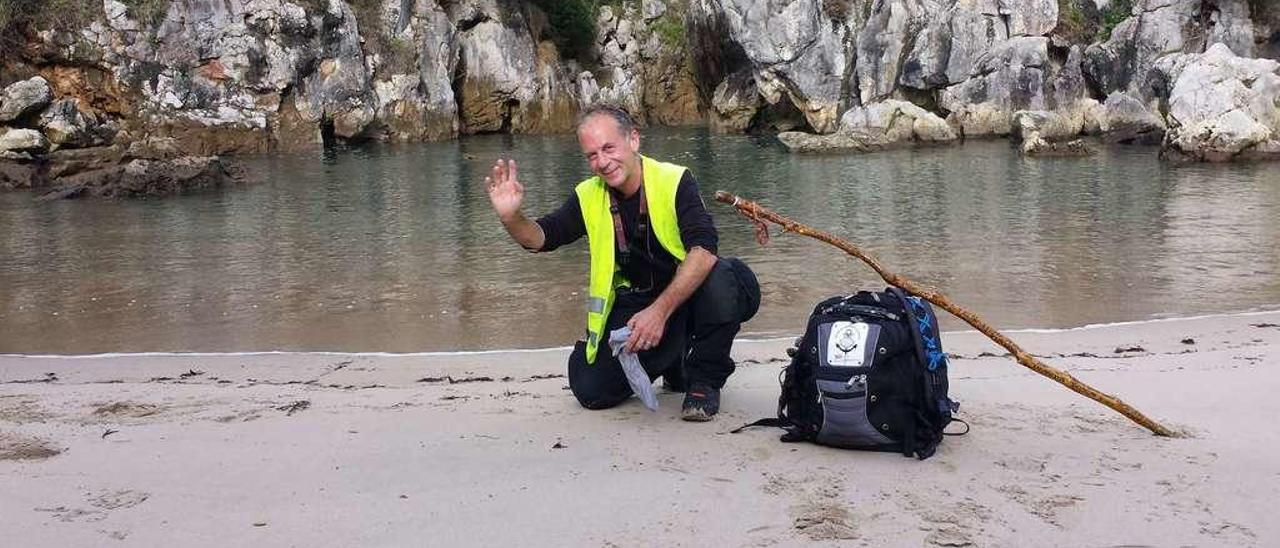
[625,304,670,354]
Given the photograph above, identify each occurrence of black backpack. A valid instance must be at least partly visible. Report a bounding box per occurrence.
[735,287,963,459]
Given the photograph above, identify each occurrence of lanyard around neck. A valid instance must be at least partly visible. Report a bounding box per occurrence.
[607,183,648,266]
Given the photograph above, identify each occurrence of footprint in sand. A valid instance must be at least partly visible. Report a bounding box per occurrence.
[792,501,858,540]
[1199,520,1256,543]
[995,484,1083,526]
[924,527,974,547]
[89,489,150,510]
[760,472,858,540]
[33,489,149,524]
[992,453,1049,474]
[902,491,992,546]
[34,506,107,523]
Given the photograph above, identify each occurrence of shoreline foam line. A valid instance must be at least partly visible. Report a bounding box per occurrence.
[2,309,1277,360]
[0,346,576,360]
[732,308,1280,342]
[996,307,1280,334]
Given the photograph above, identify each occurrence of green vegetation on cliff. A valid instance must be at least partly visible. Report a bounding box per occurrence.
[122,0,170,28]
[1056,0,1088,41]
[531,0,688,60]
[0,0,100,49]
[1,0,166,50]
[532,0,599,62]
[1099,0,1135,41]
[653,12,685,49]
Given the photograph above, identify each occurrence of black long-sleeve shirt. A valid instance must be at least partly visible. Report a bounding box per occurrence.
[535,170,719,291]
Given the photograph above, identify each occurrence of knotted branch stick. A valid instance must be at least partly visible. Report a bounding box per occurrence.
[714,191,1178,437]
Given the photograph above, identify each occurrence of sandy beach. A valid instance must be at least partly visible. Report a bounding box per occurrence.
[2,310,1278,546]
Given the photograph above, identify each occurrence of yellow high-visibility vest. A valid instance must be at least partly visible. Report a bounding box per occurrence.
[576,155,688,363]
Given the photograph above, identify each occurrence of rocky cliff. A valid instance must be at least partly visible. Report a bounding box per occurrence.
[2,0,1279,192]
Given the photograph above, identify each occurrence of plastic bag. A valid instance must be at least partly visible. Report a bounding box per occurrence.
[607,326,659,411]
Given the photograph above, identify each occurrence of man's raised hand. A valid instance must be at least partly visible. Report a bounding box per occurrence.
[485,158,523,221]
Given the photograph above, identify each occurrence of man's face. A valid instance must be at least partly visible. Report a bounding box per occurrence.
[577,114,641,190]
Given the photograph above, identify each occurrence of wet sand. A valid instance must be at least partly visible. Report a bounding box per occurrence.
[2,311,1278,546]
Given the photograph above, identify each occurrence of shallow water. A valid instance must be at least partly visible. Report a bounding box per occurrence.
[2,129,1278,353]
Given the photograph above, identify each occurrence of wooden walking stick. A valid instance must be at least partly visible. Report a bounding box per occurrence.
[714,191,1179,437]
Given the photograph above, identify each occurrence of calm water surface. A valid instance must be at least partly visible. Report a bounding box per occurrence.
[2,129,1279,353]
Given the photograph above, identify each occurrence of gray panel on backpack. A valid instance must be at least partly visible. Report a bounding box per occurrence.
[816,388,894,447]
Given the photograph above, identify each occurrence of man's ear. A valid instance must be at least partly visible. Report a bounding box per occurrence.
[628,128,640,151]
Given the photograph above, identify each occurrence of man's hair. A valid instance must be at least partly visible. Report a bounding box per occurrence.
[576,103,636,134]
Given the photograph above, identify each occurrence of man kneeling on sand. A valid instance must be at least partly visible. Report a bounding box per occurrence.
[484,104,759,421]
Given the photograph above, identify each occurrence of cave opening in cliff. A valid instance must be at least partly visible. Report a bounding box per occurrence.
[320,118,336,148]
[499,99,518,133]
[745,96,815,135]
[1266,30,1280,60]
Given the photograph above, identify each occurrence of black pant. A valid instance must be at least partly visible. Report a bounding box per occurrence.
[567,258,747,410]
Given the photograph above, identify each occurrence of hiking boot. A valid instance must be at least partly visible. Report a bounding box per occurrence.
[681,384,720,422]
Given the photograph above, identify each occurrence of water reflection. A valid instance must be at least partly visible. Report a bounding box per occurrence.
[2,130,1278,353]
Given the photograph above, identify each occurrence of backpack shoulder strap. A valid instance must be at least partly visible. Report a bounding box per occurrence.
[886,287,947,373]
[729,417,807,443]
[729,418,785,433]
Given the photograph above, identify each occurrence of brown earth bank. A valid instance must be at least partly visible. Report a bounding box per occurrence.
[2,1,1279,198]
[1,310,1278,545]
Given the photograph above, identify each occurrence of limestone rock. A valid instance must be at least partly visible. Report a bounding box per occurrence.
[1082,0,1259,102]
[1098,91,1166,144]
[1161,43,1280,161]
[899,0,1007,91]
[776,130,889,153]
[0,150,34,161]
[587,4,645,122]
[0,128,49,153]
[686,0,737,105]
[581,2,700,127]
[840,100,957,143]
[710,69,763,132]
[643,0,668,21]
[1020,133,1095,156]
[39,156,246,200]
[0,77,54,123]
[38,98,107,150]
[778,99,956,153]
[940,37,1051,136]
[354,0,463,141]
[455,11,539,133]
[579,69,642,117]
[296,1,377,139]
[374,75,428,141]
[943,2,1010,86]
[898,12,951,91]
[522,42,579,134]
[643,55,703,126]
[1007,0,1059,38]
[1255,1,1280,60]
[598,6,641,68]
[415,1,462,140]
[858,0,930,102]
[715,0,850,133]
[1013,110,1078,141]
[639,5,703,125]
[857,0,1055,100]
[1207,0,1256,59]
[43,145,128,180]
[0,158,39,190]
